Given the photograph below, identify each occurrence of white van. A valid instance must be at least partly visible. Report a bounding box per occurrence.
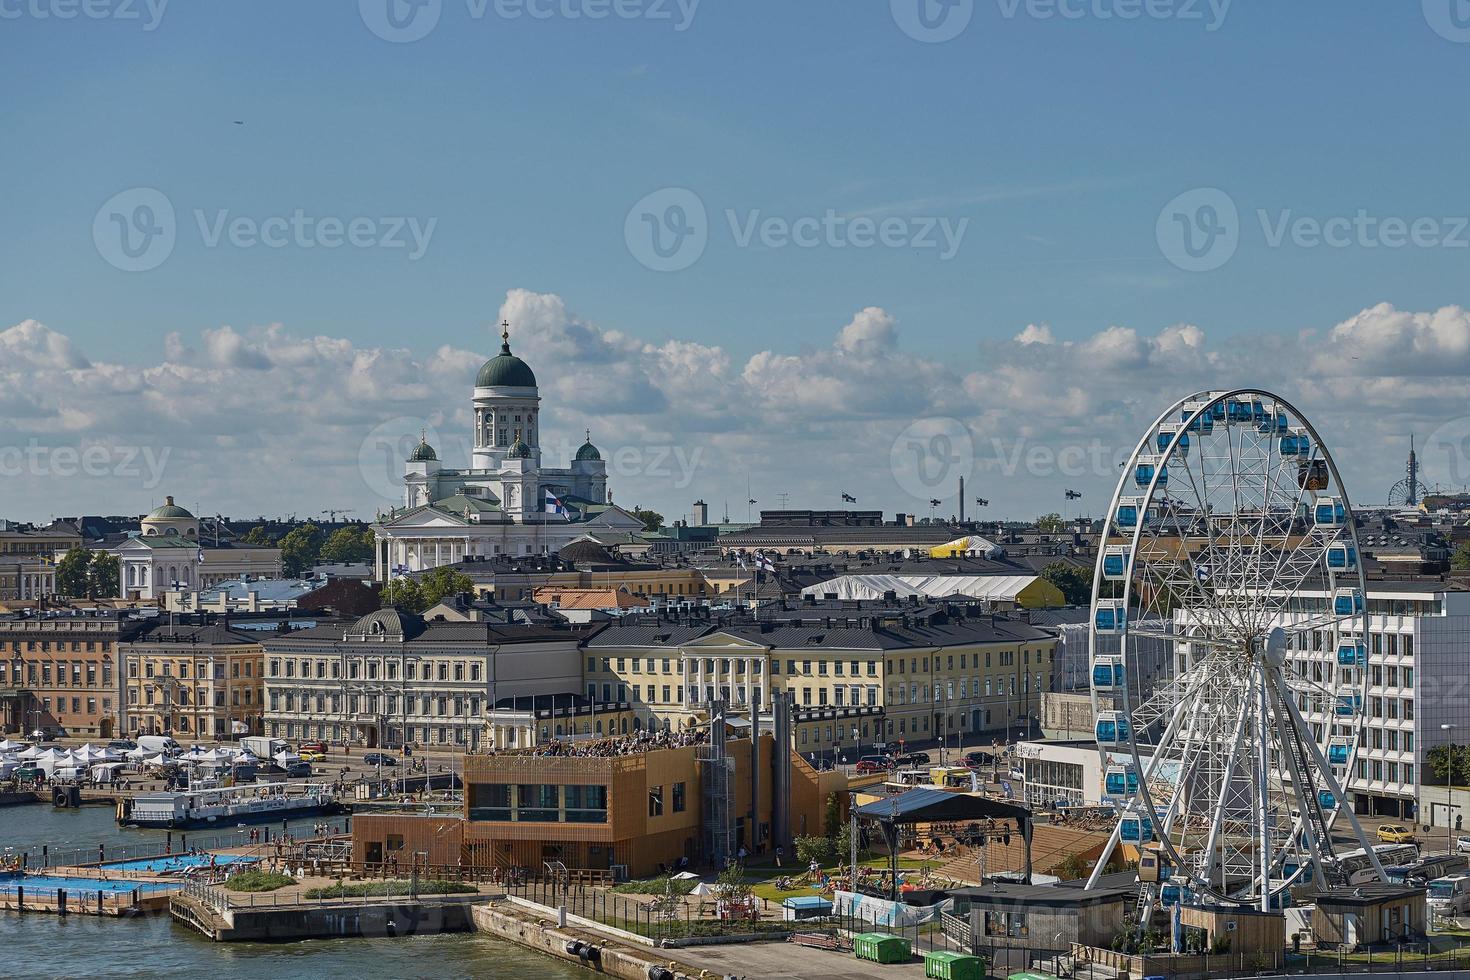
[136,735,181,755]
[1428,874,1470,916]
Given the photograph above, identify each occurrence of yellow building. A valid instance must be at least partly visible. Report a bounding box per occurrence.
[583,599,1057,758]
[122,622,266,739]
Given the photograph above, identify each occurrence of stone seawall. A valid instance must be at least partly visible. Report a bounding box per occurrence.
[171,892,480,942]
[472,901,703,980]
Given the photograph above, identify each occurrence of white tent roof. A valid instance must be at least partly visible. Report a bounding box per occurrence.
[930,534,1004,558]
[17,745,47,760]
[145,753,170,766]
[801,573,1041,603]
[0,738,24,752]
[274,750,301,765]
[126,746,152,761]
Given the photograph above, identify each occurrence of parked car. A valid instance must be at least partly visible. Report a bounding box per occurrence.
[1377,824,1417,844]
[362,752,399,767]
[1458,836,1470,854]
[854,760,885,774]
[894,751,931,766]
[107,739,138,752]
[298,750,327,763]
[298,740,327,755]
[285,761,313,779]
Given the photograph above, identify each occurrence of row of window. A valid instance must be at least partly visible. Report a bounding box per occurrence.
[269,721,479,746]
[35,695,109,716]
[268,690,481,717]
[128,660,254,680]
[468,782,617,823]
[129,687,251,707]
[0,661,111,687]
[269,658,481,682]
[0,640,110,653]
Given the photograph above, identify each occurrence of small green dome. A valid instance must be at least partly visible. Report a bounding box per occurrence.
[408,435,438,462]
[147,496,194,520]
[576,430,601,462]
[508,431,533,459]
[476,325,537,388]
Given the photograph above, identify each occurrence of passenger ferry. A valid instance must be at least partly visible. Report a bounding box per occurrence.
[117,782,340,828]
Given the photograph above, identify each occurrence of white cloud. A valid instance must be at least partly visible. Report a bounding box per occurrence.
[1,299,1468,522]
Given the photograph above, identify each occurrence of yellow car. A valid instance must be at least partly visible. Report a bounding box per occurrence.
[297,750,327,763]
[1376,824,1416,844]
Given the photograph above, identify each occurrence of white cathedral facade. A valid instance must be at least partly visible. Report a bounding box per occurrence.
[371,324,643,581]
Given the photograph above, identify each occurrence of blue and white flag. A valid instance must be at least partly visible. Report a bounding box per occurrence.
[1195,563,1211,583]
[754,550,776,573]
[196,549,205,563]
[735,552,748,570]
[544,489,567,515]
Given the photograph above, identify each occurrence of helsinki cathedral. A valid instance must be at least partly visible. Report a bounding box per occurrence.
[371,323,643,581]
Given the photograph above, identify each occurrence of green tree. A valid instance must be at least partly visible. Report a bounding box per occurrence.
[380,577,427,614]
[823,792,842,839]
[715,860,752,903]
[1453,542,1470,570]
[56,546,93,598]
[279,522,323,577]
[794,835,832,868]
[88,552,120,598]
[240,525,278,547]
[1035,512,1065,533]
[1040,561,1092,606]
[1428,743,1470,786]
[1054,851,1089,881]
[319,526,374,564]
[419,566,476,606]
[632,506,665,532]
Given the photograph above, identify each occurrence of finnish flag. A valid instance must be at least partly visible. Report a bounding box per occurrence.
[544,489,567,515]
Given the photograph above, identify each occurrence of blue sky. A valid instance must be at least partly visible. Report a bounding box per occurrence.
[3,2,1470,520]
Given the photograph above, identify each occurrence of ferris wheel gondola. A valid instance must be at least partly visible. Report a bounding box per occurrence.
[1084,389,1385,921]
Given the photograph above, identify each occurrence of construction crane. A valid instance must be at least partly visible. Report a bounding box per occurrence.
[320,508,356,523]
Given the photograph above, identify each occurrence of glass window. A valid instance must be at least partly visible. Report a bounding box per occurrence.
[469,783,512,821]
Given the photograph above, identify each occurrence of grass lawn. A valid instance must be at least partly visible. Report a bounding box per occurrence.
[748,856,930,903]
[303,879,478,899]
[612,875,698,896]
[223,869,295,893]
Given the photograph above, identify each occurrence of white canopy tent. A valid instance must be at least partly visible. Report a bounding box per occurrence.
[801,573,1045,604]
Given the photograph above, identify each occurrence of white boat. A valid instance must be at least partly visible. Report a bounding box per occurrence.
[119,781,340,828]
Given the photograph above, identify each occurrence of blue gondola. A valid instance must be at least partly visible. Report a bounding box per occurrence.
[1160,883,1181,905]
[1095,711,1130,745]
[1101,546,1130,581]
[1182,406,1214,434]
[1315,498,1346,527]
[1156,424,1189,456]
[1226,398,1258,423]
[1120,812,1154,843]
[1208,401,1227,422]
[1328,741,1351,765]
[1334,588,1364,616]
[1095,601,1127,634]
[1318,790,1337,810]
[1326,542,1357,571]
[1337,643,1366,667]
[1258,409,1289,434]
[1116,503,1138,528]
[1092,656,1125,690]
[1134,461,1168,488]
[1334,691,1362,716]
[1280,432,1311,456]
[1105,764,1140,797]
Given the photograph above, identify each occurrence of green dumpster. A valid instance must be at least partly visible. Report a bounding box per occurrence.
[853,932,912,964]
[923,949,985,980]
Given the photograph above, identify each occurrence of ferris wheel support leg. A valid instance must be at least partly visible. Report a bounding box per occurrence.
[1264,668,1330,887]
[1201,677,1254,893]
[1256,672,1273,913]
[1278,687,1389,884]
[1085,819,1125,891]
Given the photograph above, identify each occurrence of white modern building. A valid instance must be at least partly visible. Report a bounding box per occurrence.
[116,497,283,600]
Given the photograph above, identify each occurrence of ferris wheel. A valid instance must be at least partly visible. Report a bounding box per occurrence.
[1084,389,1384,917]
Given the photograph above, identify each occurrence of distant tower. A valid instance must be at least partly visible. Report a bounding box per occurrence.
[1387,434,1429,507]
[692,499,709,526]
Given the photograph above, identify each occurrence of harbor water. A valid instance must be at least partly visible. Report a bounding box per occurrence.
[0,804,588,979]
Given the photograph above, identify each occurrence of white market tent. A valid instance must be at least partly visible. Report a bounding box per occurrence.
[0,738,24,752]
[929,535,1005,559]
[801,573,1049,605]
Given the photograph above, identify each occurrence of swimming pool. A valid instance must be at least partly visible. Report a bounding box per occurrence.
[99,853,256,873]
[0,873,179,894]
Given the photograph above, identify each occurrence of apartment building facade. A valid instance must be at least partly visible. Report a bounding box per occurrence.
[121,622,266,739]
[0,610,145,738]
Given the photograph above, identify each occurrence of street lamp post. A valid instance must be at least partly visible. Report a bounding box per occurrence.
[1444,723,1459,854]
